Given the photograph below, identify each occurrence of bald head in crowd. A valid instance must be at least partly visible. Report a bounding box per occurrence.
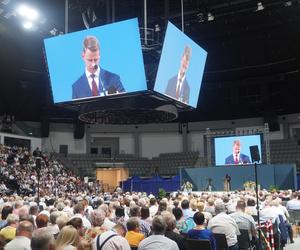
[16,220,34,238]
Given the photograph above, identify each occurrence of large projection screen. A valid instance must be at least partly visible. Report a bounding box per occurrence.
[44,18,147,103]
[154,22,207,108]
[214,134,262,166]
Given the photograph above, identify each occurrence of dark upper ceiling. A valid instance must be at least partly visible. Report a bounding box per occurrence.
[0,0,300,123]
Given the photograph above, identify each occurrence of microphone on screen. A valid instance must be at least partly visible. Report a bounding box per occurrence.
[93,65,98,70]
[107,86,117,95]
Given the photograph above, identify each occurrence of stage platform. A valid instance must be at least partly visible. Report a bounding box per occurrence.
[181,164,297,191]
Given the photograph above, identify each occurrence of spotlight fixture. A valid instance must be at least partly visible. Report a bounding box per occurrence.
[154,24,160,32]
[197,12,205,23]
[17,4,39,20]
[284,1,292,7]
[256,2,264,11]
[23,20,33,29]
[207,12,214,21]
[49,27,58,36]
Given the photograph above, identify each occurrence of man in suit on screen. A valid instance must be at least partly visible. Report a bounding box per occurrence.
[225,139,251,165]
[72,36,125,99]
[165,45,191,104]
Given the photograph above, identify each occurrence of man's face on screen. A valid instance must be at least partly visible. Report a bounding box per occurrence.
[233,141,241,155]
[82,48,100,74]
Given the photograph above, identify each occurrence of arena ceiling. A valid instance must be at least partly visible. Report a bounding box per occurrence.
[0,0,300,123]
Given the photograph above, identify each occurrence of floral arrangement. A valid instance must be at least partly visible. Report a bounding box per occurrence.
[182,181,193,191]
[243,181,256,190]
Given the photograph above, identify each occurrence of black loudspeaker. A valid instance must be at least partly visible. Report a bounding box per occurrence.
[41,117,49,137]
[250,145,260,163]
[73,121,85,139]
[264,111,280,132]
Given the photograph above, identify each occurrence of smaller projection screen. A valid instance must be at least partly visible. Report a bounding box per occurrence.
[214,135,262,166]
[154,22,207,108]
[44,18,147,103]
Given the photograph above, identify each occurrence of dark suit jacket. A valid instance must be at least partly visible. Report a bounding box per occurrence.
[225,153,251,165]
[165,75,190,104]
[72,68,125,99]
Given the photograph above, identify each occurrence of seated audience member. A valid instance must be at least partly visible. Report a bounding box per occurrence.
[36,213,49,229]
[0,214,18,241]
[0,206,13,229]
[0,235,6,249]
[29,205,39,227]
[141,206,152,225]
[17,206,30,221]
[47,211,60,237]
[188,212,216,250]
[125,217,144,247]
[229,200,257,243]
[207,204,240,250]
[4,220,33,250]
[149,198,158,218]
[204,198,216,216]
[85,209,106,241]
[161,211,187,250]
[245,199,257,216]
[112,206,127,225]
[92,223,130,250]
[66,217,85,239]
[286,192,300,210]
[55,225,79,250]
[259,200,280,223]
[31,227,55,250]
[56,215,69,231]
[130,206,151,237]
[98,204,116,230]
[70,203,91,229]
[138,215,179,250]
[272,199,294,243]
[155,200,168,215]
[172,207,195,235]
[196,201,212,224]
[223,196,236,214]
[181,200,195,220]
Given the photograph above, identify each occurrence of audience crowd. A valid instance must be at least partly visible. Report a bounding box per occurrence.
[0,145,300,250]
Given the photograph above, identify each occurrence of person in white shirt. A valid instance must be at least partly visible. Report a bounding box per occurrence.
[208,203,240,250]
[149,198,158,218]
[92,223,130,250]
[260,200,280,223]
[5,220,33,250]
[138,215,179,250]
[70,203,91,229]
[286,192,300,210]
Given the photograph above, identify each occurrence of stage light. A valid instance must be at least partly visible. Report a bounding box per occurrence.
[207,12,214,21]
[23,20,33,29]
[154,24,160,32]
[197,12,205,23]
[256,2,264,11]
[17,4,39,21]
[284,1,292,7]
